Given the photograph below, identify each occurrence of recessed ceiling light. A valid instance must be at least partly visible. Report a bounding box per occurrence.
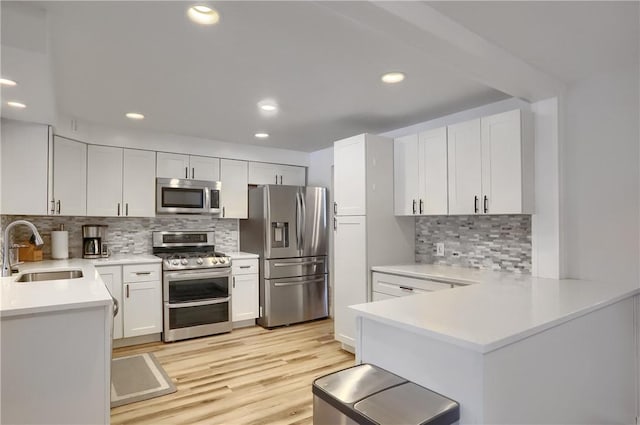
[381,72,406,84]
[125,112,145,120]
[7,101,26,109]
[257,100,278,113]
[187,5,220,25]
[0,78,17,86]
[254,132,269,139]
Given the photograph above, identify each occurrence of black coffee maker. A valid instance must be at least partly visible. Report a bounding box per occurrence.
[82,225,108,258]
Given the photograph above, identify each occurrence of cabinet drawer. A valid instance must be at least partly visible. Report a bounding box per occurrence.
[123,264,161,283]
[232,259,258,275]
[372,291,397,302]
[372,272,452,297]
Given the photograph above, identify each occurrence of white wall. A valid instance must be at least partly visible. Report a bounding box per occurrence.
[562,64,640,283]
[54,115,310,167]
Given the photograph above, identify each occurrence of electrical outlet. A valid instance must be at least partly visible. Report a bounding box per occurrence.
[436,243,445,257]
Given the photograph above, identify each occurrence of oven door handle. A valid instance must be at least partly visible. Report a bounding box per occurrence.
[164,270,231,281]
[167,297,230,308]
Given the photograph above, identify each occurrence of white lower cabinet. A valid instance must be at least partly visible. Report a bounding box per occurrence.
[96,263,162,340]
[371,272,453,300]
[97,265,123,339]
[231,258,259,324]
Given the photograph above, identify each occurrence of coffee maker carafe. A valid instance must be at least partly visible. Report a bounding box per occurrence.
[82,225,108,259]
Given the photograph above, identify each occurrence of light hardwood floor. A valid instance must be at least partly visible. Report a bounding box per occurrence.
[111,319,354,425]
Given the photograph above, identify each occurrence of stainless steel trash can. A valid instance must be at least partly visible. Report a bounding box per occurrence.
[313,363,459,425]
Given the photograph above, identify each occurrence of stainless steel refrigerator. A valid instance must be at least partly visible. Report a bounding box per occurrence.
[240,185,328,328]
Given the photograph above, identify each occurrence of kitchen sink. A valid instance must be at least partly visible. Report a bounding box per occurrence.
[16,270,84,282]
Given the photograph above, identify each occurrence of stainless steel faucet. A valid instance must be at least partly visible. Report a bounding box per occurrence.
[2,220,44,277]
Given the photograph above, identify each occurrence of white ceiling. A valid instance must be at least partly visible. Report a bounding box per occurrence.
[1,1,637,152]
[429,1,640,83]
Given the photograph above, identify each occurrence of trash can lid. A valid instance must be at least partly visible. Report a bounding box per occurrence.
[354,382,460,425]
[313,364,406,404]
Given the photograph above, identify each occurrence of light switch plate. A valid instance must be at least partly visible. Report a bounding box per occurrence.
[436,243,445,257]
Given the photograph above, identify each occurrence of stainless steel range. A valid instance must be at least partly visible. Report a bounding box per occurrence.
[152,231,232,342]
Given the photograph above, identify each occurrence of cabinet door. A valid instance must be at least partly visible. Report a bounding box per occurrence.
[333,215,366,347]
[96,266,123,339]
[190,155,220,181]
[1,120,49,215]
[123,280,162,338]
[87,145,123,217]
[248,162,279,185]
[419,127,448,215]
[156,152,190,179]
[481,109,523,214]
[123,149,156,217]
[334,135,366,216]
[447,119,481,215]
[393,134,419,216]
[279,165,306,186]
[53,137,87,216]
[232,274,259,321]
[220,159,248,219]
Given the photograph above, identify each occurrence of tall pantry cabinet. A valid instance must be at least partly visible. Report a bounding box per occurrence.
[333,134,415,350]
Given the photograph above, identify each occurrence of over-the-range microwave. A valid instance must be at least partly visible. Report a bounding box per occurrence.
[156,178,221,214]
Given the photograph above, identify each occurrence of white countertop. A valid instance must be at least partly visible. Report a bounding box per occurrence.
[354,264,640,353]
[226,251,259,260]
[90,254,162,266]
[1,259,112,318]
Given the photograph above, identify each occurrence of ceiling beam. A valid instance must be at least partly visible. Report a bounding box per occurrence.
[317,1,566,102]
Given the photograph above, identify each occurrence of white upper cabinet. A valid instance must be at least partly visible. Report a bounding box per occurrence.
[123,149,156,217]
[334,135,366,216]
[393,134,420,216]
[189,155,220,181]
[87,146,156,217]
[419,127,448,215]
[448,109,533,215]
[53,136,87,216]
[481,109,533,214]
[279,165,306,186]
[220,159,248,219]
[248,162,306,186]
[447,119,482,215]
[156,153,220,180]
[1,120,50,215]
[87,145,123,217]
[156,152,190,179]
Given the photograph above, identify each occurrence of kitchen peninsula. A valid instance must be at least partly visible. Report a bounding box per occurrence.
[351,265,639,424]
[0,259,113,425]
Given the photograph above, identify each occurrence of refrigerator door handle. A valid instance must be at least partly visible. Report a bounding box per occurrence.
[295,191,302,250]
[300,190,306,249]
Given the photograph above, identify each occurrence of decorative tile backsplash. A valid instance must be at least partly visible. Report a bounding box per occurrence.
[1,215,239,259]
[416,215,532,273]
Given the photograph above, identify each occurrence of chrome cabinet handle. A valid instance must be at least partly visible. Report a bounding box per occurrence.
[233,276,235,288]
[126,203,129,216]
[333,217,337,230]
[399,286,414,292]
[185,167,188,179]
[279,175,282,184]
[239,265,251,269]
[56,200,61,214]
[419,199,424,215]
[135,271,151,275]
[126,284,129,298]
[275,174,278,184]
[412,199,417,214]
[112,297,119,317]
[474,196,479,214]
[483,196,488,214]
[50,199,56,215]
[192,167,195,179]
[333,202,337,214]
[222,206,226,217]
[117,203,121,216]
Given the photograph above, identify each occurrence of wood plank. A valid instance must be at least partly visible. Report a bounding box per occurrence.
[111,319,354,425]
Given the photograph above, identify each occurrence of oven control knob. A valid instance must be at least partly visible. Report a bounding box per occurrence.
[219,257,227,264]
[171,259,180,266]
[164,260,171,267]
[196,257,204,265]
[211,257,218,264]
[180,258,189,265]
